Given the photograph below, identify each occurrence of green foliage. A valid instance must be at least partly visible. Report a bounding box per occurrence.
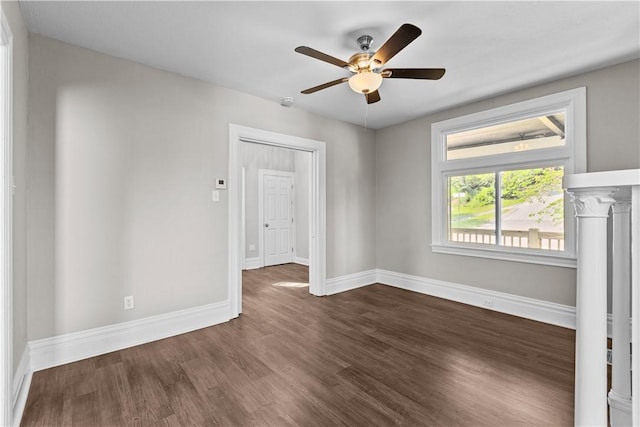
[449,167,564,225]
[502,167,563,201]
[470,186,495,207]
[449,173,495,205]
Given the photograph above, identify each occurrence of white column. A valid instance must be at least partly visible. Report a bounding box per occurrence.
[608,190,632,427]
[568,187,617,427]
[631,185,640,427]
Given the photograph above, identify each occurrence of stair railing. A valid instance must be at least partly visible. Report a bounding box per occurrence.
[564,169,640,427]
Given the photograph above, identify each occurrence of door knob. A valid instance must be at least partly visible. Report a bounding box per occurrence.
[264,223,269,228]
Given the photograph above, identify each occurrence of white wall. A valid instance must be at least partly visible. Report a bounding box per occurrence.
[1,0,28,374]
[241,142,309,263]
[375,59,640,307]
[27,34,376,339]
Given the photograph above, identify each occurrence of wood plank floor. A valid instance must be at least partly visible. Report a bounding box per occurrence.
[21,264,575,426]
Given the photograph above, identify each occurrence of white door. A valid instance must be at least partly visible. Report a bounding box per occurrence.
[260,171,294,266]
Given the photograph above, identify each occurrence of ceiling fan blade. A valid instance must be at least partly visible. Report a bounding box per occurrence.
[382,68,446,80]
[365,90,381,104]
[301,78,349,94]
[295,46,350,69]
[371,24,422,67]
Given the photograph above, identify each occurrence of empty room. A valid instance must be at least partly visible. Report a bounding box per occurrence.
[1,1,639,426]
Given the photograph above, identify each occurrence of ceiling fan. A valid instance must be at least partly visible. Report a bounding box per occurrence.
[295,23,445,104]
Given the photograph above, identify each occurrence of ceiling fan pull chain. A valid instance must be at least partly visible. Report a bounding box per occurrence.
[364,103,368,129]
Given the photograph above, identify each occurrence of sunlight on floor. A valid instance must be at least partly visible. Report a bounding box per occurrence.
[272,281,309,288]
[443,348,557,420]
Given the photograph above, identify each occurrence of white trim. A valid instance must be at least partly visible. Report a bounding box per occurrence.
[431,244,577,268]
[431,87,586,267]
[11,348,30,427]
[323,268,607,333]
[608,391,632,427]
[243,257,261,270]
[326,270,377,295]
[241,166,246,273]
[29,300,231,372]
[294,257,309,266]
[564,169,640,189]
[632,185,640,425]
[0,11,13,427]
[229,124,327,318]
[258,169,295,268]
[376,269,576,329]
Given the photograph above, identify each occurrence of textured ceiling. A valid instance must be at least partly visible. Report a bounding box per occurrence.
[19,1,640,129]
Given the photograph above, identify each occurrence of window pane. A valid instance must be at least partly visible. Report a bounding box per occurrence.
[448,173,496,245]
[446,113,565,160]
[500,167,564,251]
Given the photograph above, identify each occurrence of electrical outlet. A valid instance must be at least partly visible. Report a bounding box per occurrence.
[124,295,134,310]
[483,299,494,308]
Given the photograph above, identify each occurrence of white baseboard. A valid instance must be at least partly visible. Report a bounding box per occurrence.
[608,390,632,427]
[376,269,577,330]
[12,347,32,426]
[323,269,616,336]
[244,257,309,269]
[243,257,261,270]
[29,300,232,372]
[294,257,309,266]
[326,269,377,295]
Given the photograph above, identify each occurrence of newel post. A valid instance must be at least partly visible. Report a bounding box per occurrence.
[567,187,617,427]
[608,190,632,426]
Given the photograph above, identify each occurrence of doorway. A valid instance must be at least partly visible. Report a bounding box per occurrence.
[228,125,326,318]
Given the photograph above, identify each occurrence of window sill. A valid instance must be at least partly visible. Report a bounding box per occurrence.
[431,243,577,268]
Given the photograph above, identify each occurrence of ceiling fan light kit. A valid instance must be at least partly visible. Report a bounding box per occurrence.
[348,71,383,94]
[295,23,445,104]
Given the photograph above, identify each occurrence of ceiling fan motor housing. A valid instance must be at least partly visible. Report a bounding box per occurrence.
[348,52,378,72]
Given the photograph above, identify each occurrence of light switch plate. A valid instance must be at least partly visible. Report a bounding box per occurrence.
[212,190,220,202]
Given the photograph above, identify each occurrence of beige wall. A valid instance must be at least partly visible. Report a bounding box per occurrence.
[375,59,640,307]
[27,34,376,339]
[1,0,28,373]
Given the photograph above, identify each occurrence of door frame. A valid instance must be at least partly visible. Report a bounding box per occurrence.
[228,124,326,318]
[258,169,295,268]
[0,11,13,427]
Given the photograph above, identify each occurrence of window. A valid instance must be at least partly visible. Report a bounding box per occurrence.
[431,88,586,267]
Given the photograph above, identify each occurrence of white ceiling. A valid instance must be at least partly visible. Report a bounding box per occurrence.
[19,1,640,130]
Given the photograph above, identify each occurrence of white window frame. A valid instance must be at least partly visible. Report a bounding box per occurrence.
[431,87,586,268]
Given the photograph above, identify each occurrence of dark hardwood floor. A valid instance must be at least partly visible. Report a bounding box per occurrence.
[21,264,575,426]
